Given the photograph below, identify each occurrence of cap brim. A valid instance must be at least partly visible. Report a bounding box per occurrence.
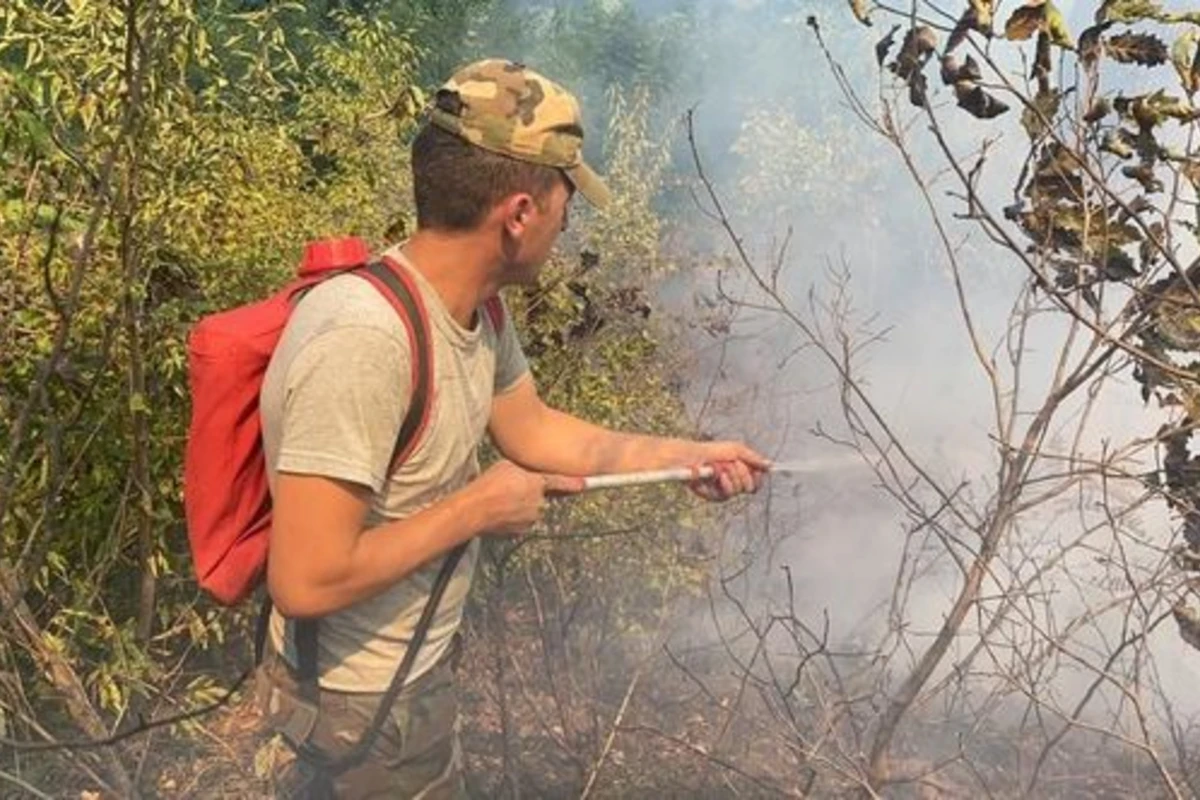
[566,161,611,210]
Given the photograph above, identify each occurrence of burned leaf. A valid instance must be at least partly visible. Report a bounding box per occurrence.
[1172,30,1199,94]
[891,25,938,80]
[1079,22,1113,67]
[1084,96,1112,123]
[1005,2,1045,41]
[948,12,973,53]
[1140,221,1165,269]
[949,0,996,52]
[910,71,930,108]
[941,53,983,84]
[955,81,1010,117]
[1106,31,1170,66]
[876,25,901,65]
[849,0,873,27]
[1096,0,1163,24]
[1022,86,1062,138]
[1026,168,1085,200]
[1033,31,1053,81]
[1123,162,1165,192]
[1101,247,1140,280]
[941,55,959,85]
[915,25,940,56]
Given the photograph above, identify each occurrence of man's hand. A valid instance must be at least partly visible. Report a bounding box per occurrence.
[471,460,584,536]
[685,441,770,502]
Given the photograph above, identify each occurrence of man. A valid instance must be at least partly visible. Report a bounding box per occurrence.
[256,58,767,798]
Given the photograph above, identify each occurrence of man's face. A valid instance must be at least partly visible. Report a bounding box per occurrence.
[503,177,574,284]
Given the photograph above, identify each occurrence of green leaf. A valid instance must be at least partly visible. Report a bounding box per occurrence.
[1046,1,1074,48]
[1172,30,1199,94]
[1097,0,1162,24]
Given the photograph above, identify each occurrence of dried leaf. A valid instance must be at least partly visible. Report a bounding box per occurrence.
[1106,31,1169,66]
[1117,90,1200,129]
[1140,90,1200,124]
[1181,159,1200,187]
[971,0,996,33]
[1172,30,1199,94]
[1052,203,1143,250]
[1022,86,1062,138]
[1084,96,1112,123]
[1096,0,1162,24]
[955,81,1010,117]
[1005,0,1072,48]
[1005,2,1044,40]
[850,0,873,26]
[1101,129,1136,158]
[876,25,901,65]
[1123,163,1165,192]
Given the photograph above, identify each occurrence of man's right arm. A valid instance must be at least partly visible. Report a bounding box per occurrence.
[267,462,582,618]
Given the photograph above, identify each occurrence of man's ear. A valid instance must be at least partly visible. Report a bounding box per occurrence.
[501,193,537,236]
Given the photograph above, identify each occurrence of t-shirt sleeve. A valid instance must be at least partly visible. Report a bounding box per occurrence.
[493,295,531,394]
[276,325,412,494]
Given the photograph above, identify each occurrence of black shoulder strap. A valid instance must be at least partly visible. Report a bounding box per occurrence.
[282,260,463,776]
[300,543,469,776]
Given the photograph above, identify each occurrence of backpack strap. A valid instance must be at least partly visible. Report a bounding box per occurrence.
[288,258,459,777]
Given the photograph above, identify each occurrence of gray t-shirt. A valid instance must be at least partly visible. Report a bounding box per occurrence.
[260,248,529,692]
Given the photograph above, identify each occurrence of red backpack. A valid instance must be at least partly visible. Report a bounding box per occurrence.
[183,237,503,606]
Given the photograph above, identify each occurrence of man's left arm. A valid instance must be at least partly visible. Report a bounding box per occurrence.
[488,375,768,500]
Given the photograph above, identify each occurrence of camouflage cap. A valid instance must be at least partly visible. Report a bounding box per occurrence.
[427,58,610,209]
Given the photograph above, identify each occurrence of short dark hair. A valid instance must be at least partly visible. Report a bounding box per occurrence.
[411,124,563,231]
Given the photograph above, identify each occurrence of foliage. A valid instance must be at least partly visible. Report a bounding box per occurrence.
[860,0,1200,653]
[0,0,714,792]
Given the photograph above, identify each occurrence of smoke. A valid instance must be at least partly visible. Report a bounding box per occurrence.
[547,0,1200,781]
[450,0,1200,787]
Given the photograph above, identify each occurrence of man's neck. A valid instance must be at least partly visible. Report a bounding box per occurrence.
[398,231,502,328]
